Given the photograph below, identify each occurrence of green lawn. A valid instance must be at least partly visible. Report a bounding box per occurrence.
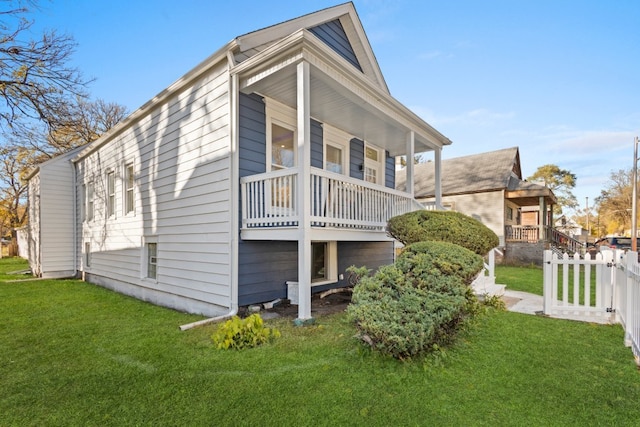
[496,263,599,305]
[2,258,639,426]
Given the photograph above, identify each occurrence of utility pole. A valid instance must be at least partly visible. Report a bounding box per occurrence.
[586,196,589,237]
[632,136,638,252]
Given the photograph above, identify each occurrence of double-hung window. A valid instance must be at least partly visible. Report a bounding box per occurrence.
[146,242,157,280]
[125,163,134,214]
[86,181,94,221]
[107,171,115,217]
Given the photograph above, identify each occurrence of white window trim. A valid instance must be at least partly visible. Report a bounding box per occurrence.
[323,124,350,175]
[86,180,95,222]
[265,98,297,172]
[364,143,384,185]
[141,236,158,282]
[83,241,91,270]
[124,162,135,216]
[107,169,116,219]
[311,241,338,286]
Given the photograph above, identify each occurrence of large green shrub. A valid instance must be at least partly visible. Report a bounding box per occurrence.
[396,241,484,286]
[347,242,483,359]
[387,210,499,255]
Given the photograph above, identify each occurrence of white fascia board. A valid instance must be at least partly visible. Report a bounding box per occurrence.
[72,40,237,163]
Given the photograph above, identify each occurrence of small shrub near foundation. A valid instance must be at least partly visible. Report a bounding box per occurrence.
[212,314,280,350]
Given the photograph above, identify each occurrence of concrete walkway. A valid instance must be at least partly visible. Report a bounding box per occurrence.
[503,289,614,325]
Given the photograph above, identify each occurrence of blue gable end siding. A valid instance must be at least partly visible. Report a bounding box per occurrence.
[309,19,362,72]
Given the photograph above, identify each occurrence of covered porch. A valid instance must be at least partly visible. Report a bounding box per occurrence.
[231,29,451,321]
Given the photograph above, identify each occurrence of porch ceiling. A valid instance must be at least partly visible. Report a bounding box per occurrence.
[235,34,447,157]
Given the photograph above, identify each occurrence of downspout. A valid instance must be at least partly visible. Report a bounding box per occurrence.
[71,159,78,276]
[179,59,240,331]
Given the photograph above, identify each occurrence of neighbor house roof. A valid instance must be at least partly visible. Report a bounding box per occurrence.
[396,146,556,204]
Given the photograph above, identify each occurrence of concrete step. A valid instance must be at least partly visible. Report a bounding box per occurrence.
[472,282,506,297]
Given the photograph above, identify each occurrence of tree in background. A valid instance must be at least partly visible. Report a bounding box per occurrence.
[0,2,129,244]
[0,1,90,132]
[595,168,633,236]
[527,164,578,214]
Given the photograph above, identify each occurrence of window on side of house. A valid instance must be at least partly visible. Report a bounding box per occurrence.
[323,124,350,175]
[364,144,382,184]
[81,183,87,221]
[146,242,157,280]
[311,241,337,284]
[507,206,513,221]
[107,170,115,218]
[125,163,134,214]
[84,241,91,268]
[86,181,94,221]
[270,122,296,170]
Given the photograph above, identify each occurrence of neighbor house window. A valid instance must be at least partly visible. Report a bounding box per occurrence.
[146,242,157,280]
[107,171,115,217]
[125,163,134,214]
[507,207,513,221]
[311,241,337,283]
[86,181,94,221]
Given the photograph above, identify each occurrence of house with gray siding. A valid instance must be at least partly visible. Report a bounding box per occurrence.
[27,2,451,321]
[397,147,570,264]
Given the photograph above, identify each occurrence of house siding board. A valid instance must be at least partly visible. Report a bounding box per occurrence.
[77,60,232,314]
[385,151,394,189]
[349,138,364,180]
[309,19,362,72]
[37,154,77,276]
[239,92,266,178]
[418,190,506,246]
[335,241,393,286]
[310,119,323,168]
[238,240,298,306]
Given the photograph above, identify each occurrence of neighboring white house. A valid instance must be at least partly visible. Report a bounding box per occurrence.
[27,2,451,321]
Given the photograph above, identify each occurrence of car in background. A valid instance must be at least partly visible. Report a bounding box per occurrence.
[595,236,632,251]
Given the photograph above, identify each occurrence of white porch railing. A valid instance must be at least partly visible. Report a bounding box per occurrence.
[543,249,640,363]
[240,167,422,231]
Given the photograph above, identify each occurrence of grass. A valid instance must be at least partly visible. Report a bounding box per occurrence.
[496,264,543,295]
[2,258,640,426]
[496,263,600,305]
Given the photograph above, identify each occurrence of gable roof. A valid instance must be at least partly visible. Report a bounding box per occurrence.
[397,146,556,205]
[397,147,522,197]
[233,2,388,92]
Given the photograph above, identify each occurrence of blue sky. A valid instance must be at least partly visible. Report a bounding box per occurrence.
[31,0,640,211]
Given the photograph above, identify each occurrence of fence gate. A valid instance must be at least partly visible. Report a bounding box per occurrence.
[543,250,616,322]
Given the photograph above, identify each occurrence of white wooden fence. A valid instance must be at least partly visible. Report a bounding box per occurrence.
[543,249,640,362]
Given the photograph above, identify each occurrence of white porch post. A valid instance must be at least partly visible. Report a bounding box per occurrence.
[434,147,443,209]
[539,196,546,241]
[296,61,313,322]
[406,131,415,198]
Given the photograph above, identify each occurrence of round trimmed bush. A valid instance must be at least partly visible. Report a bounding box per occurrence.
[396,241,484,286]
[347,241,483,359]
[387,210,499,255]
